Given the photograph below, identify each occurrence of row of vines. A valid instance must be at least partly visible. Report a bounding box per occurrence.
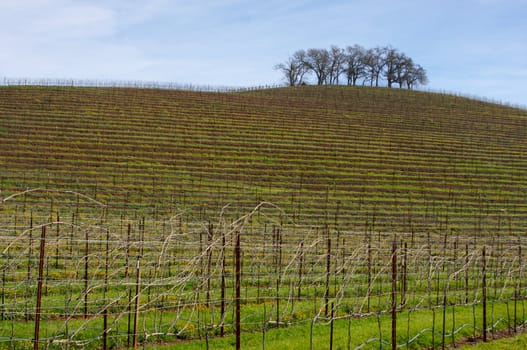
[1,86,526,235]
[1,191,526,349]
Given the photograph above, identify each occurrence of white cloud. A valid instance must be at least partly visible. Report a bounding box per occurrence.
[0,1,114,38]
[0,0,151,79]
[35,5,114,39]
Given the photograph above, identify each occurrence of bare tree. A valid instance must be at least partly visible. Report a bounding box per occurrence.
[394,56,413,88]
[328,46,346,85]
[389,55,429,89]
[405,64,428,89]
[303,48,331,85]
[275,50,309,86]
[275,44,428,88]
[362,47,385,87]
[344,45,366,86]
[382,46,402,88]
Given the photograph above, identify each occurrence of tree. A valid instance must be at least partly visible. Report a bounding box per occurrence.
[274,50,309,86]
[328,45,346,85]
[275,44,428,88]
[303,48,331,85]
[362,47,385,87]
[382,46,403,88]
[344,45,366,86]
[405,64,428,89]
[394,56,413,88]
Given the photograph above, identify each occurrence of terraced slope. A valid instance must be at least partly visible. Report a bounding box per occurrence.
[1,85,526,233]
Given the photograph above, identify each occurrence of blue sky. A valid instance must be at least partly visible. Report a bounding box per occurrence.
[1,0,526,107]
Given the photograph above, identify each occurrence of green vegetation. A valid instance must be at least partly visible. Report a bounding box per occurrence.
[149,303,521,349]
[1,85,526,349]
[1,85,526,232]
[459,332,527,349]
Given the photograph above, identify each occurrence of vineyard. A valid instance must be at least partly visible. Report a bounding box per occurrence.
[0,85,527,349]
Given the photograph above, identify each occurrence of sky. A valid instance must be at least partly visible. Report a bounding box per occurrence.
[0,0,526,107]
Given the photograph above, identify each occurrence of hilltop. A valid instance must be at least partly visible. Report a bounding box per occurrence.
[1,85,526,233]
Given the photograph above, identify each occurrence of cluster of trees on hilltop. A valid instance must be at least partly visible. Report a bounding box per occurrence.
[275,45,428,89]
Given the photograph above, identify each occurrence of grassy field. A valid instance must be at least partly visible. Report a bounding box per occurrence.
[1,85,526,349]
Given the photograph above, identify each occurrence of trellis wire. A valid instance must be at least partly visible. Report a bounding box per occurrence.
[0,191,526,349]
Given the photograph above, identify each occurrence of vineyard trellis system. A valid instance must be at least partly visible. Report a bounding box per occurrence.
[1,85,527,349]
[1,189,526,349]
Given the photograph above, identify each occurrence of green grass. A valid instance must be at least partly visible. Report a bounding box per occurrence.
[146,303,518,350]
[459,332,527,349]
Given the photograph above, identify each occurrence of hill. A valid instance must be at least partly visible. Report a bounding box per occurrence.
[1,85,526,233]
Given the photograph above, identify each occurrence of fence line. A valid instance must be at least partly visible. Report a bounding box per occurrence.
[1,77,525,110]
[0,77,281,93]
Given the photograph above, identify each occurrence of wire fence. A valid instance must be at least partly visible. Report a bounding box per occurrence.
[0,189,526,349]
[0,77,281,93]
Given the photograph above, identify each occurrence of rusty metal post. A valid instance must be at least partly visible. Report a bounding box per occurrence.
[220,230,226,337]
[325,229,331,318]
[482,246,487,342]
[235,231,241,350]
[34,226,47,350]
[84,228,89,319]
[103,228,109,350]
[132,256,141,348]
[392,241,397,350]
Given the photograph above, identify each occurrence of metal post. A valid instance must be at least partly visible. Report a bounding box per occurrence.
[34,226,47,350]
